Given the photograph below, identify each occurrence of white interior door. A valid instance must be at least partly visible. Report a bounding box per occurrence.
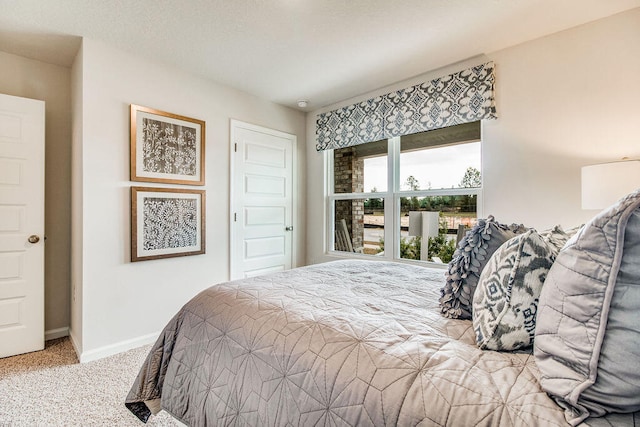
[0,94,45,358]
[230,121,295,280]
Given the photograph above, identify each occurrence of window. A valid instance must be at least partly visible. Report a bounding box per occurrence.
[328,122,482,264]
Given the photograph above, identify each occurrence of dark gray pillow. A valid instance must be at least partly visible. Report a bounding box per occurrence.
[439,215,526,319]
[534,189,640,425]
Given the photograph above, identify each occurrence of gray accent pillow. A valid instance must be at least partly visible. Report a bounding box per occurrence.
[564,223,584,239]
[473,229,561,351]
[539,224,571,253]
[582,412,640,427]
[534,189,640,425]
[440,216,526,319]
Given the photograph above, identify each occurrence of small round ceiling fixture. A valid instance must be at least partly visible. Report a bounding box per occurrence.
[297,100,308,108]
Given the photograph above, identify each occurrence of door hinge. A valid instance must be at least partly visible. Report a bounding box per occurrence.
[234,212,237,222]
[234,143,237,152]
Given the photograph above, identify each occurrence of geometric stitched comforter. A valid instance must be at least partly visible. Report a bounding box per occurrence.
[126,260,572,426]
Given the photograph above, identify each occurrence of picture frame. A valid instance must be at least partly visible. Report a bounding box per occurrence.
[130,104,205,185]
[131,187,206,262]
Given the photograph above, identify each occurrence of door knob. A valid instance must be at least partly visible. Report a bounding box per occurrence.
[28,235,40,244]
[285,226,293,231]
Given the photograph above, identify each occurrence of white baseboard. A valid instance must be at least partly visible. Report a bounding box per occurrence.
[78,332,160,363]
[45,326,69,341]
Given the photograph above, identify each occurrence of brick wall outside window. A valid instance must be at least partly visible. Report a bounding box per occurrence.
[334,148,364,250]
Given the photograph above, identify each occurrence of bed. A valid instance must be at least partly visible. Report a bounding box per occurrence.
[127,190,640,426]
[126,259,579,426]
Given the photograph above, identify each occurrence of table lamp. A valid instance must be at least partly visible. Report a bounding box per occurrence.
[581,159,640,210]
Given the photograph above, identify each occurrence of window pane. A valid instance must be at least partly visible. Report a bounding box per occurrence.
[328,122,482,264]
[333,139,387,194]
[334,199,384,255]
[364,196,385,255]
[399,127,481,191]
[398,195,478,263]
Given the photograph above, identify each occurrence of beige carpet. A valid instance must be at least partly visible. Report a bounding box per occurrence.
[0,338,180,426]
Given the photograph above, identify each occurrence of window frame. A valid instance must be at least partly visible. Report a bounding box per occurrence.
[326,135,483,264]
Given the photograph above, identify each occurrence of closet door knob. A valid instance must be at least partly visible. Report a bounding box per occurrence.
[28,235,40,244]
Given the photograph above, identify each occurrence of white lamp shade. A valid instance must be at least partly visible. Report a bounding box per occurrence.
[581,160,640,210]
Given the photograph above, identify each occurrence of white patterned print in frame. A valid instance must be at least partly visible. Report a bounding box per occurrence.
[130,104,205,185]
[131,187,206,262]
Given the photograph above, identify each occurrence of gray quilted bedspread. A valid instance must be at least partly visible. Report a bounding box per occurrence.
[126,260,570,426]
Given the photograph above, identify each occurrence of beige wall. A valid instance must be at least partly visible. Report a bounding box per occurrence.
[483,8,640,228]
[305,8,640,265]
[70,44,84,351]
[0,51,72,338]
[72,38,306,360]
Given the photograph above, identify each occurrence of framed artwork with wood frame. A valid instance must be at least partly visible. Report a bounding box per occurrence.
[131,187,206,262]
[130,104,205,185]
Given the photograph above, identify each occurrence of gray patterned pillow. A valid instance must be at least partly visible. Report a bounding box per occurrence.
[440,216,526,319]
[472,229,562,351]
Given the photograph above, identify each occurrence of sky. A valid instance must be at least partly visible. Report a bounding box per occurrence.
[363,142,481,192]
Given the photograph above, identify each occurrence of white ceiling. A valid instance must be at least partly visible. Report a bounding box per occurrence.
[1,1,639,110]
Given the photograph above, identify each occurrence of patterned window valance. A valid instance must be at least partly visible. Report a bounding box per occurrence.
[316,62,496,151]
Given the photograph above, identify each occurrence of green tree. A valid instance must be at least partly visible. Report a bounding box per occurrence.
[377,236,422,260]
[403,176,420,211]
[377,212,457,263]
[365,187,383,209]
[427,234,456,262]
[405,175,420,191]
[457,167,480,213]
[459,167,481,188]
